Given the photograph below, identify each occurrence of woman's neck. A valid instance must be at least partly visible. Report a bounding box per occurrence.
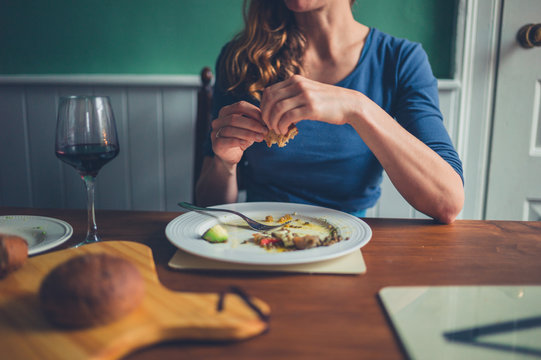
[294,2,361,61]
[294,3,369,84]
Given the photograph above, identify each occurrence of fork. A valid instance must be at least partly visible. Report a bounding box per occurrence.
[177,202,291,231]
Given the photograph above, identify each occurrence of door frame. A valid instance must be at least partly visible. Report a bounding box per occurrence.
[455,0,501,219]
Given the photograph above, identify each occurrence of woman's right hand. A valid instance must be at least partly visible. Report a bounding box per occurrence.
[211,101,268,167]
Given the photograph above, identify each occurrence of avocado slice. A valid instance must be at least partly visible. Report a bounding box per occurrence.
[202,224,228,243]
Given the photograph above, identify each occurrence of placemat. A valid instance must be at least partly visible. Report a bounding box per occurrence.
[168,249,366,275]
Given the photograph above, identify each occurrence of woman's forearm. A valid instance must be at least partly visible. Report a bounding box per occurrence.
[349,92,464,223]
[195,156,239,206]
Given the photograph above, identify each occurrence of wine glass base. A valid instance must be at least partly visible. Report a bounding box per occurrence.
[73,235,102,248]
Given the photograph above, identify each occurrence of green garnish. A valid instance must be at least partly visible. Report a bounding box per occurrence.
[202,224,228,243]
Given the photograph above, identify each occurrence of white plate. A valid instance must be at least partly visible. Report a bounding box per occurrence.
[165,202,372,265]
[0,215,73,255]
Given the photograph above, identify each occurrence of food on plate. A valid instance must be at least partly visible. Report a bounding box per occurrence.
[248,214,343,251]
[0,234,28,278]
[202,224,228,243]
[201,213,345,251]
[264,124,298,147]
[278,214,292,223]
[264,214,292,223]
[39,253,145,328]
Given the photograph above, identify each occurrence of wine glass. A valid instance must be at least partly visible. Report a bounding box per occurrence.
[55,96,119,247]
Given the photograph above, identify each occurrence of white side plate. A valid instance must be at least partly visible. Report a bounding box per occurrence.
[0,215,73,255]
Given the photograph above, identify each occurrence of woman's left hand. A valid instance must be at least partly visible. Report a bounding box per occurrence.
[260,74,360,134]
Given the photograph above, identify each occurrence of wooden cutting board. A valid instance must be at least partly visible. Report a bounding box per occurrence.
[0,241,270,360]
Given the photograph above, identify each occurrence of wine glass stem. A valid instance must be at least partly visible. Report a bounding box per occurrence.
[83,175,100,244]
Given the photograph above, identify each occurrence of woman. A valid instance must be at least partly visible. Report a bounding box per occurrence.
[196,0,464,224]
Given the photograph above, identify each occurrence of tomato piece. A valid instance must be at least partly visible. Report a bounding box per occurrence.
[259,237,280,246]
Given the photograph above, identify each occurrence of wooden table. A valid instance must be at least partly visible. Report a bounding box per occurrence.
[2,207,541,360]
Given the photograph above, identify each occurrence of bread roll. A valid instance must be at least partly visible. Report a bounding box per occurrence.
[0,234,28,278]
[39,253,145,328]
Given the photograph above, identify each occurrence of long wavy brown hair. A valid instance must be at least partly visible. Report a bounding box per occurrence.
[221,0,306,101]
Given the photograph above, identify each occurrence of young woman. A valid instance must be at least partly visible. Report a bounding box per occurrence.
[196,0,464,224]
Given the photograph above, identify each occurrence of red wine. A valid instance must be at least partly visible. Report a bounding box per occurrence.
[56,144,119,177]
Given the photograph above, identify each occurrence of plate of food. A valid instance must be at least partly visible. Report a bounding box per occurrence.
[165,202,372,265]
[0,215,73,255]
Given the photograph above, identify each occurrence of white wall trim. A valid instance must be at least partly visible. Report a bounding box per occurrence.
[0,74,201,87]
[437,79,461,90]
[0,74,463,91]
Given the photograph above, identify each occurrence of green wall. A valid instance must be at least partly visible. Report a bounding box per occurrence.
[0,0,457,78]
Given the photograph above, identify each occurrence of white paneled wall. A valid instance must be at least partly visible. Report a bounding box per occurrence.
[0,77,460,217]
[0,79,196,211]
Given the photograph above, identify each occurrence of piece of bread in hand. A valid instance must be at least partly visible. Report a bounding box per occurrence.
[264,124,298,147]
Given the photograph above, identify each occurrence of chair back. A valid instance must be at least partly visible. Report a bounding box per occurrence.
[193,67,213,202]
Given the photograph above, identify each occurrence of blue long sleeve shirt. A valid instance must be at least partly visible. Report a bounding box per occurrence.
[207,28,463,215]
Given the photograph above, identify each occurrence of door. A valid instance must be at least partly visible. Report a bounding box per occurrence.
[485,0,541,220]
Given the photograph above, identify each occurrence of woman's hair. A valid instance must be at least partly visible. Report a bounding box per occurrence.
[220,0,306,101]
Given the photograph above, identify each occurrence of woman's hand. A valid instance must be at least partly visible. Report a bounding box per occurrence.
[260,74,360,134]
[211,101,268,167]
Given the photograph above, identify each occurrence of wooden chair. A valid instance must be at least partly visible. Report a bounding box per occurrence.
[193,67,213,203]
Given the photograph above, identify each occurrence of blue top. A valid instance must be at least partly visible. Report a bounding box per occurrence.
[207,28,463,215]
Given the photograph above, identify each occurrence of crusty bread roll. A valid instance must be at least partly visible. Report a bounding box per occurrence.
[0,234,28,278]
[264,124,298,147]
[39,253,145,328]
